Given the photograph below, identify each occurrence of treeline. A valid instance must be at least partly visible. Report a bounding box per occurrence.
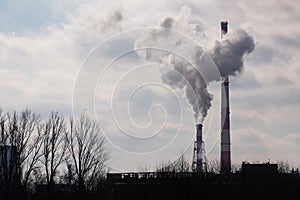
[155,156,297,174]
[0,109,109,200]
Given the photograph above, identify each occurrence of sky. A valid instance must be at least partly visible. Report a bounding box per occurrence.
[0,0,300,172]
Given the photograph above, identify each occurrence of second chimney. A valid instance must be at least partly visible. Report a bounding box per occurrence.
[196,124,203,172]
[220,21,231,174]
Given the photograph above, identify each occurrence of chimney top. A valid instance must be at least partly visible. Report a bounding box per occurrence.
[221,21,228,34]
[196,124,203,128]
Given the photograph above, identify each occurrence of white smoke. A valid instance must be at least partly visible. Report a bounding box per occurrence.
[211,30,255,77]
[161,55,213,122]
[134,7,255,123]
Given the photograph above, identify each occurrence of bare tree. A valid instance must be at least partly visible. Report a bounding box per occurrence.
[0,109,42,197]
[206,158,220,173]
[156,155,190,173]
[66,114,109,191]
[17,110,43,189]
[137,165,150,173]
[278,160,291,173]
[231,162,241,173]
[174,155,190,172]
[0,108,6,143]
[39,112,67,186]
[156,160,174,173]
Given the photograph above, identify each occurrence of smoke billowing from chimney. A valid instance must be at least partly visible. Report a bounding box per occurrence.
[134,7,255,123]
[161,55,213,123]
[211,30,255,78]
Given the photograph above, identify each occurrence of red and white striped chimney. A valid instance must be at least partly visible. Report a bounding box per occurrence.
[220,21,231,173]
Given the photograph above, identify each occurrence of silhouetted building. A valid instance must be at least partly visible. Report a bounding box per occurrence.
[107,163,300,200]
[242,162,278,175]
[241,162,279,188]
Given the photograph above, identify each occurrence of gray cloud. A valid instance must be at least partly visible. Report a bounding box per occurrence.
[275,35,300,49]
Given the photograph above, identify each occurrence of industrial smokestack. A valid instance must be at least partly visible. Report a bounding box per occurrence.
[220,21,231,174]
[221,21,228,36]
[196,124,203,172]
[134,14,255,173]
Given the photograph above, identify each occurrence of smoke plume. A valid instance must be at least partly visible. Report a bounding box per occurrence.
[134,7,255,123]
[211,30,255,77]
[161,55,213,122]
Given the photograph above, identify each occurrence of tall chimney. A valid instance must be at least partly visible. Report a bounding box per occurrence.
[196,124,203,172]
[221,21,228,36]
[220,21,231,173]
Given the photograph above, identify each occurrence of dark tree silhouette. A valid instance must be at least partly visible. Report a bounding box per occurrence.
[278,160,291,173]
[156,155,190,173]
[231,162,241,173]
[0,109,6,143]
[0,109,42,198]
[66,114,109,191]
[39,112,67,186]
[206,158,220,173]
[0,109,111,199]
